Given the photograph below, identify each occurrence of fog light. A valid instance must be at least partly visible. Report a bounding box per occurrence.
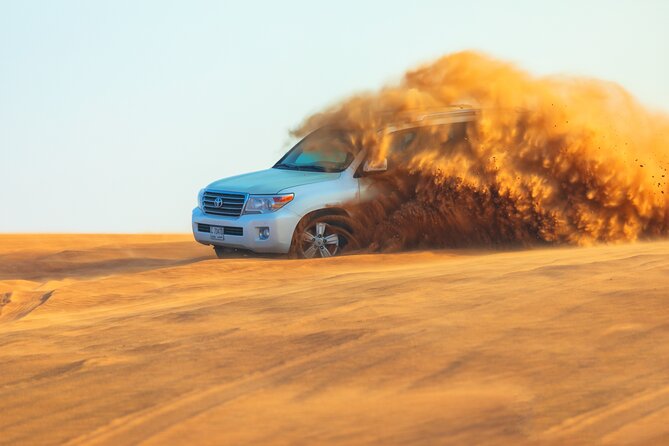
[258,227,270,240]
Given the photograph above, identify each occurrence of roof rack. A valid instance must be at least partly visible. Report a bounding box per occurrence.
[381,106,478,133]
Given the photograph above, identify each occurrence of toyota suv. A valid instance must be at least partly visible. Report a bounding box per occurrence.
[192,108,477,258]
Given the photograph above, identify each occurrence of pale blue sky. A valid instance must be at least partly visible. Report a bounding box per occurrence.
[1,0,668,232]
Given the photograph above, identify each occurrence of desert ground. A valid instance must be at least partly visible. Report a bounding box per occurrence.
[1,234,668,445]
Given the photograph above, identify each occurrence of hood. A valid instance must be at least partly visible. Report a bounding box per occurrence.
[206,168,341,194]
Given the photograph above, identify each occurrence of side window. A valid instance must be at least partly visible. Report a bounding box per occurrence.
[379,121,472,164]
[388,131,416,154]
[448,122,467,142]
[427,121,472,158]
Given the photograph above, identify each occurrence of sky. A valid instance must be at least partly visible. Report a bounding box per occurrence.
[1,0,668,232]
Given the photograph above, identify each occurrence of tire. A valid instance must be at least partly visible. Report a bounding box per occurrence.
[290,214,358,259]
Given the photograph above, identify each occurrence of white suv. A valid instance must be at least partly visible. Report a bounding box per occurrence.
[192,108,477,258]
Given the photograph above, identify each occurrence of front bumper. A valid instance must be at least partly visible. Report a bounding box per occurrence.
[191,207,300,254]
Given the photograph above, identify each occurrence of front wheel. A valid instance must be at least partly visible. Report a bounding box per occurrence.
[290,215,357,258]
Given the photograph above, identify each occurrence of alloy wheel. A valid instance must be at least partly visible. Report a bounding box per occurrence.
[300,222,340,258]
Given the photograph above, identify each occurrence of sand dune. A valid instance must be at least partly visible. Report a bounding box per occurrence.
[1,235,668,445]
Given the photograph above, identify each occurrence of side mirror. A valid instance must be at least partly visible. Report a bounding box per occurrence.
[363,158,388,173]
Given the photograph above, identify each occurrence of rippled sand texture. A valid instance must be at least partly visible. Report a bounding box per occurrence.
[1,235,668,445]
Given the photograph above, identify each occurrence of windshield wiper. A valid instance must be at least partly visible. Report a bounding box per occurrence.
[296,164,327,172]
[274,162,298,170]
[274,163,328,172]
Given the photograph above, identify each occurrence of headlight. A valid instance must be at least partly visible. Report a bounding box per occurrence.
[197,189,205,209]
[243,194,294,214]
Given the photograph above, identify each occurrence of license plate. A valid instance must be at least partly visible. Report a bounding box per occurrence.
[210,226,225,240]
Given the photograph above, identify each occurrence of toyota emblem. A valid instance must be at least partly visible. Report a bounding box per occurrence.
[214,197,224,208]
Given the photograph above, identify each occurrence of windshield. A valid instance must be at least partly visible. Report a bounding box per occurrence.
[274,128,355,173]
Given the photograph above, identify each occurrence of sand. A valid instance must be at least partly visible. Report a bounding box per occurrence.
[1,234,668,445]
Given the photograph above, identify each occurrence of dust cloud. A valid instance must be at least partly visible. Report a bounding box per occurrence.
[294,51,669,251]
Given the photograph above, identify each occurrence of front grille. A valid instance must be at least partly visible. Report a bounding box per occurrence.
[197,223,244,236]
[202,191,246,217]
